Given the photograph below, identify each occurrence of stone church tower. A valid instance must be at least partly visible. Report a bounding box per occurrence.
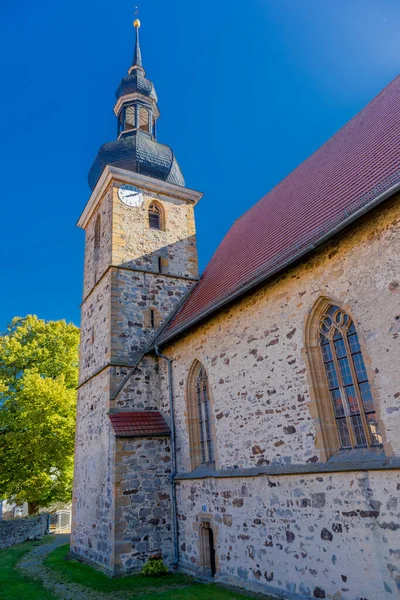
[71,20,202,573]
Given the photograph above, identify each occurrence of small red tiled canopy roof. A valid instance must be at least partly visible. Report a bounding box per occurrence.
[109,412,170,437]
[159,76,400,344]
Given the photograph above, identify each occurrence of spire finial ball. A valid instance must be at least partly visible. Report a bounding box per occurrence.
[134,19,141,28]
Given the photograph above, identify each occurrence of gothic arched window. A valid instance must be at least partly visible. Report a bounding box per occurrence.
[305,299,382,460]
[148,202,164,230]
[187,361,214,469]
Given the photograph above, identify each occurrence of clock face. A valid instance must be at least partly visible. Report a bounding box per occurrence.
[118,184,143,207]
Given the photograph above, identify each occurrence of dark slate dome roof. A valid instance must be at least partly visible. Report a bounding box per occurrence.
[115,69,157,101]
[88,130,185,190]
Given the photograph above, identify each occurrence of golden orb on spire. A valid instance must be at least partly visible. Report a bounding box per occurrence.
[134,18,141,28]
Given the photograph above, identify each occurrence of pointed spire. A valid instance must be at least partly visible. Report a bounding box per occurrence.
[132,19,144,71]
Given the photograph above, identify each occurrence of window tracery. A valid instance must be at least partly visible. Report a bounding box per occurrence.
[318,304,381,450]
[187,361,214,469]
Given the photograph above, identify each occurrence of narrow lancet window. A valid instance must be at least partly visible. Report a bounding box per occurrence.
[94,214,101,266]
[196,366,213,464]
[94,215,101,252]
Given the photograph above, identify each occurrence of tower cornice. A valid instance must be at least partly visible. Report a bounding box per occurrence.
[113,92,160,119]
[77,165,203,229]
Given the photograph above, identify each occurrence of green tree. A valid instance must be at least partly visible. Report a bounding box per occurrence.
[0,315,79,514]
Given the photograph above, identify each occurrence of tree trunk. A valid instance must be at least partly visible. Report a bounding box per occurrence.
[28,501,39,515]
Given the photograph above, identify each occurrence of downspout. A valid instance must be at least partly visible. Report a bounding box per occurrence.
[155,345,179,568]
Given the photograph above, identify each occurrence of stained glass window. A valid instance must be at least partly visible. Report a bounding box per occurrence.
[319,305,381,449]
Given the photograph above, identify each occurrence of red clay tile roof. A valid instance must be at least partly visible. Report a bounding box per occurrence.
[159,76,400,344]
[109,411,170,437]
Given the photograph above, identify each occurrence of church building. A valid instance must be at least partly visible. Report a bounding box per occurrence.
[71,20,400,600]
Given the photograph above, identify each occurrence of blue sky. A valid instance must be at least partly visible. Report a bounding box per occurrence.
[0,0,399,330]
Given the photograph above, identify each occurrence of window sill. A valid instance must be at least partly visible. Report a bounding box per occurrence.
[189,463,216,477]
[328,446,385,464]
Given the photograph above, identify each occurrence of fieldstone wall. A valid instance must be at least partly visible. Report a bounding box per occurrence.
[176,470,400,599]
[73,175,199,575]
[156,194,400,598]
[71,368,116,571]
[110,269,193,367]
[110,184,198,279]
[83,185,113,298]
[114,436,173,574]
[0,514,49,549]
[79,271,112,385]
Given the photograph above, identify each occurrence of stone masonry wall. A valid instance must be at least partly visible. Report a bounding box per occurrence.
[83,185,113,299]
[111,355,159,410]
[111,270,193,367]
[79,270,112,385]
[155,194,400,598]
[176,470,400,599]
[114,436,173,574]
[71,368,116,572]
[73,175,200,575]
[0,514,49,549]
[111,184,198,279]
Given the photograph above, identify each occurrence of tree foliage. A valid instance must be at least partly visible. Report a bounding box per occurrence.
[0,316,79,513]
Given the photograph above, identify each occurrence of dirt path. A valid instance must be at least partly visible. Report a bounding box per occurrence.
[17,534,196,600]
[17,534,130,600]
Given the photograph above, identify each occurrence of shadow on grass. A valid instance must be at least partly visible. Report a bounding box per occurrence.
[44,544,263,599]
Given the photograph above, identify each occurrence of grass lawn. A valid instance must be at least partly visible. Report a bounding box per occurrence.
[0,538,271,599]
[44,544,260,598]
[0,537,56,600]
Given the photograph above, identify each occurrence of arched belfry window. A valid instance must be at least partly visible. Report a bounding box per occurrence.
[187,361,214,470]
[305,299,382,460]
[148,201,164,230]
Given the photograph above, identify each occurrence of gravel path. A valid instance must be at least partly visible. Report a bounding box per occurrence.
[17,534,133,600]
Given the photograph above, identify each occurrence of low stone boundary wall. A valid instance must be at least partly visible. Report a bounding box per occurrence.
[0,514,49,549]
